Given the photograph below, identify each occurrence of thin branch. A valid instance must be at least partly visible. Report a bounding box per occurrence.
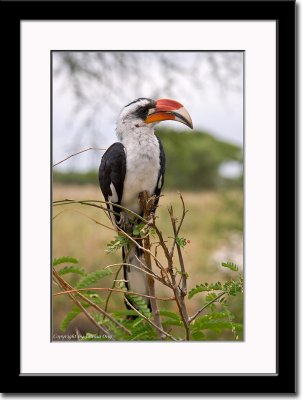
[53,147,106,167]
[53,200,120,218]
[103,266,123,319]
[168,205,187,296]
[115,225,166,272]
[132,256,171,288]
[53,271,114,339]
[53,208,118,233]
[139,191,165,339]
[53,286,174,301]
[124,298,178,341]
[52,210,67,220]
[152,221,190,340]
[70,292,113,338]
[170,193,188,257]
[53,199,148,223]
[70,286,131,336]
[53,269,129,336]
[188,292,226,324]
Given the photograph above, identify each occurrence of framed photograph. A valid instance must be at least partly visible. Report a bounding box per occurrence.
[3,0,295,394]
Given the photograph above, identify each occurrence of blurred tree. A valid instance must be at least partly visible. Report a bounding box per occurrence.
[53,52,243,169]
[157,128,242,190]
[53,128,243,191]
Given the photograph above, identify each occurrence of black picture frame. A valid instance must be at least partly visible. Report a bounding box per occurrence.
[2,0,295,394]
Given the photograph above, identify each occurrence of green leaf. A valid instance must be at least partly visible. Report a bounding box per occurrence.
[60,307,82,332]
[192,311,243,334]
[132,222,146,237]
[53,256,79,266]
[175,268,189,278]
[191,331,205,340]
[105,235,129,254]
[160,310,182,322]
[128,320,157,341]
[58,265,86,276]
[112,310,138,317]
[130,331,151,341]
[188,282,223,299]
[175,236,187,248]
[118,281,152,319]
[76,269,112,289]
[221,262,239,272]
[160,311,183,328]
[205,292,219,303]
[149,227,156,237]
[223,277,243,296]
[162,320,183,327]
[125,293,151,318]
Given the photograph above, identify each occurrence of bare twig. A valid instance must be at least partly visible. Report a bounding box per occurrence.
[116,225,166,272]
[53,199,148,223]
[53,270,114,339]
[188,292,226,324]
[124,298,177,341]
[53,269,130,336]
[170,193,188,257]
[53,286,174,301]
[139,191,165,340]
[53,147,106,167]
[53,208,118,234]
[104,262,168,287]
[103,266,123,319]
[168,205,187,296]
[53,200,120,219]
[152,220,190,340]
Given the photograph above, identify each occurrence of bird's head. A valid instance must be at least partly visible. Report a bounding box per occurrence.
[116,97,193,140]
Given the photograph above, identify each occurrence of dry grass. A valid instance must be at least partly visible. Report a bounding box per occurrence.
[53,184,243,336]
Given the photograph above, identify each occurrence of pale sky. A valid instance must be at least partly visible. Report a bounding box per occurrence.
[53,52,243,172]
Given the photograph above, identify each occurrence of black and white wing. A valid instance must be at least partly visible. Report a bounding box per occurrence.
[99,142,126,226]
[153,137,166,207]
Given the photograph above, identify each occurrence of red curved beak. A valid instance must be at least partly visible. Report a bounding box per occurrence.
[145,98,193,129]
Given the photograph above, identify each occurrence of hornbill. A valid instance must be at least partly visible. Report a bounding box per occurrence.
[99,98,193,310]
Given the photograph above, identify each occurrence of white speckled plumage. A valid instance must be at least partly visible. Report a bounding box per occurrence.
[116,98,160,214]
[121,129,160,214]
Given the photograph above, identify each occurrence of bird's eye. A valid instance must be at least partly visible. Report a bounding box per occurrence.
[136,106,150,120]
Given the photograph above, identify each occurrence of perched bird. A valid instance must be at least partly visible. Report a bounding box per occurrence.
[99,98,193,309]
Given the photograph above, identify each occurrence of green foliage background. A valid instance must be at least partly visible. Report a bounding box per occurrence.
[53,129,243,191]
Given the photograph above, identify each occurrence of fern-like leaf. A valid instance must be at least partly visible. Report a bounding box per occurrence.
[60,307,82,332]
[105,235,129,254]
[188,282,223,299]
[221,262,239,272]
[128,318,157,341]
[58,265,86,276]
[112,310,138,318]
[76,269,112,289]
[160,310,183,326]
[192,311,243,333]
[125,293,151,318]
[53,256,79,266]
[160,310,182,322]
[191,331,206,340]
[223,277,244,296]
